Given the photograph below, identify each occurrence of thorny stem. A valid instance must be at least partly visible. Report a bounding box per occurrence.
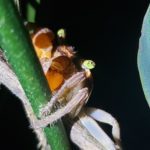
[0,0,70,150]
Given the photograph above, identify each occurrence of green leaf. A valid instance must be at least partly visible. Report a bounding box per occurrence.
[138,5,150,107]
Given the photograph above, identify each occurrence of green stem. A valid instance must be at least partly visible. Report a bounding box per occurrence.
[26,0,40,22]
[0,0,70,149]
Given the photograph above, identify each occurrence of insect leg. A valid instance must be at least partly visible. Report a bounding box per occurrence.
[84,107,121,149]
[40,71,86,117]
[33,88,88,129]
[78,112,117,150]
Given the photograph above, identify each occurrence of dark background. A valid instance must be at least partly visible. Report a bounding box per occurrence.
[0,0,150,149]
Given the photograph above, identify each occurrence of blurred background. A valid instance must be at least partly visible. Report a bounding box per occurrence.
[0,0,150,149]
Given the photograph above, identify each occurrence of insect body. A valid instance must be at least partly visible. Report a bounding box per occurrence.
[31,27,94,116]
[29,26,121,150]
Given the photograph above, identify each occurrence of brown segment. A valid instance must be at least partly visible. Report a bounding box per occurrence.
[45,56,77,92]
[31,28,54,61]
[51,56,77,78]
[46,70,64,92]
[34,32,54,49]
[51,56,71,72]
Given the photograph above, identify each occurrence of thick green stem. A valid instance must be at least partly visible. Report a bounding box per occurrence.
[0,0,70,149]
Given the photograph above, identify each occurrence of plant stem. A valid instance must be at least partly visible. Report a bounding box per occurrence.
[26,0,40,22]
[0,0,70,149]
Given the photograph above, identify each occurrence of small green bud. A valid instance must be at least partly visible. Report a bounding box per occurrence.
[82,60,95,70]
[57,28,66,39]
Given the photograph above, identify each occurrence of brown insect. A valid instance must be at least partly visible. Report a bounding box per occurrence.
[28,25,121,150]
